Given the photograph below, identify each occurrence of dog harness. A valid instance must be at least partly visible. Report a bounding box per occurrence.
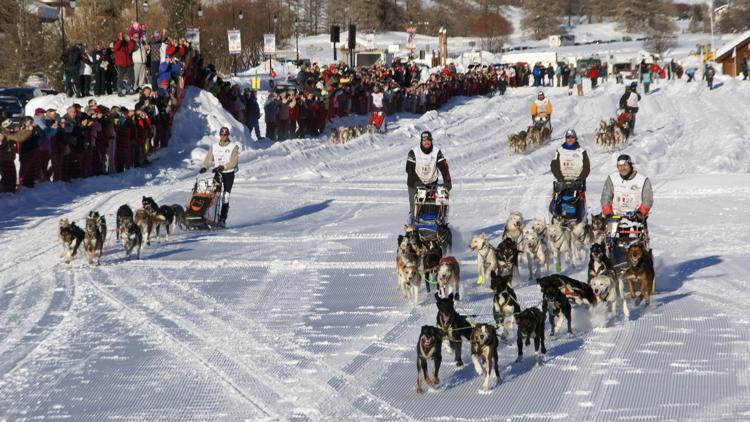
[438,312,461,343]
[419,338,437,359]
[610,171,647,215]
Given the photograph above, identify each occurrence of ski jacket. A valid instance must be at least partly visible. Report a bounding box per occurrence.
[203,140,239,173]
[406,146,451,190]
[113,39,135,67]
[601,170,653,216]
[530,98,552,118]
[619,91,641,113]
[551,145,589,182]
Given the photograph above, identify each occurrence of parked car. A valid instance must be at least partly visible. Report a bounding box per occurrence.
[0,96,24,121]
[0,87,44,108]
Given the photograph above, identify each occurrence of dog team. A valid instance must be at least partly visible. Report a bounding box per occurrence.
[403,209,654,394]
[58,196,187,264]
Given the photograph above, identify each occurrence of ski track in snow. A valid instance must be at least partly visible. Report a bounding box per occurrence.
[2,76,750,420]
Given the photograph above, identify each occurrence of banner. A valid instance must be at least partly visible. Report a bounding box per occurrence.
[366,33,375,50]
[406,27,417,52]
[227,29,241,55]
[264,33,276,55]
[185,27,200,51]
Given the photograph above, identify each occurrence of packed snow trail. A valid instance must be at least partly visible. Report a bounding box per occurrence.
[1,79,750,420]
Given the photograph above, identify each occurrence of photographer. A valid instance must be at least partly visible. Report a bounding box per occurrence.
[113,32,136,96]
[0,120,18,192]
[3,117,42,188]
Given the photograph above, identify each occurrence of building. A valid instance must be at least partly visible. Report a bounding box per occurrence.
[715,29,750,77]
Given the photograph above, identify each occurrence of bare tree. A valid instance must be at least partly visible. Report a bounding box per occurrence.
[471,12,513,52]
[521,0,564,40]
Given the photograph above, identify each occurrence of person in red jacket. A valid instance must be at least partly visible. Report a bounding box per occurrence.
[113,32,136,96]
[588,65,599,89]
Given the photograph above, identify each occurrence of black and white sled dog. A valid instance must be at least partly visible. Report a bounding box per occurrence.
[416,325,443,394]
[470,323,501,392]
[142,196,174,242]
[538,274,597,307]
[538,278,573,337]
[396,233,421,306]
[119,217,143,259]
[515,307,547,367]
[83,211,107,265]
[116,204,134,240]
[435,293,472,366]
[469,233,499,287]
[495,237,519,288]
[59,218,85,263]
[591,214,607,245]
[170,204,187,231]
[492,282,521,336]
[587,242,613,282]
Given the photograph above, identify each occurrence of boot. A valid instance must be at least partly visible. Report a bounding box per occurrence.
[218,204,229,228]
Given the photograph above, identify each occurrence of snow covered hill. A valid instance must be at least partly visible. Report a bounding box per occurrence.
[1,74,750,420]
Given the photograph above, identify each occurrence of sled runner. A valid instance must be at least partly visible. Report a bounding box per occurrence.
[184,173,223,230]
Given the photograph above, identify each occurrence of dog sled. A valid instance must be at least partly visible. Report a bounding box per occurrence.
[607,213,655,293]
[368,111,387,134]
[184,172,223,231]
[595,111,632,151]
[413,185,452,253]
[551,179,586,225]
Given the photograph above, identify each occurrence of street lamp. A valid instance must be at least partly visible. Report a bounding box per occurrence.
[295,18,299,63]
[135,0,148,23]
[60,0,77,55]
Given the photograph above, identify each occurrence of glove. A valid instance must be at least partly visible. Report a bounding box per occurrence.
[199,167,207,174]
[632,212,646,223]
[213,165,224,173]
[601,203,613,218]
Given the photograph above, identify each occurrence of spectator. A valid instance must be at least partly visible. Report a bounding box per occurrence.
[132,32,149,90]
[243,90,261,140]
[63,43,83,97]
[0,120,18,191]
[113,32,136,95]
[264,93,279,141]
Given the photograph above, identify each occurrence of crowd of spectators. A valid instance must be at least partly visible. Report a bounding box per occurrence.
[0,23,197,193]
[62,22,191,98]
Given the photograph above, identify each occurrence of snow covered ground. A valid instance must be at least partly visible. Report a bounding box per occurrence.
[2,68,750,420]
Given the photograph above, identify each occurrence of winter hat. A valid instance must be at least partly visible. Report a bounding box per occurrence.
[34,107,46,115]
[1,119,12,129]
[565,129,577,140]
[420,130,433,142]
[617,154,632,166]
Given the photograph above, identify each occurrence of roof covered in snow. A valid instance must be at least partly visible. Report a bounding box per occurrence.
[715,29,750,61]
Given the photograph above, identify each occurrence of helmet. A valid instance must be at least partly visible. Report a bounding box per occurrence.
[420,130,433,142]
[537,91,545,98]
[616,154,633,166]
[565,129,577,140]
